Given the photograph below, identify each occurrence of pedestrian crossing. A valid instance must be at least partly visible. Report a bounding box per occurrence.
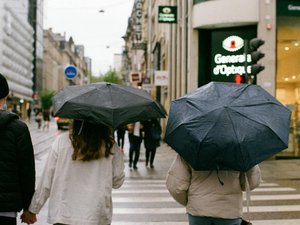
[111,179,300,225]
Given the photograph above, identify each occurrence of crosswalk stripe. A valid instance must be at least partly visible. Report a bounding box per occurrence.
[122,180,282,188]
[113,194,300,202]
[114,208,185,214]
[252,220,300,225]
[123,180,279,186]
[252,187,296,192]
[113,187,295,194]
[111,220,300,225]
[113,197,174,202]
[111,179,300,224]
[245,205,300,212]
[244,194,300,201]
[121,184,166,188]
[114,189,168,193]
[112,223,187,225]
[124,180,165,183]
[259,182,279,187]
[123,180,280,185]
[120,183,283,188]
[113,205,300,214]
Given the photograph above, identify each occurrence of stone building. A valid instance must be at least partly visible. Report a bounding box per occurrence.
[43,29,90,94]
[123,0,300,157]
[0,0,34,117]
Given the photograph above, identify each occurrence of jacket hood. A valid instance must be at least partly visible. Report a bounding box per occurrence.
[0,110,19,127]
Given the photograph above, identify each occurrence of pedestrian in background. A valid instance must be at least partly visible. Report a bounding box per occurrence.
[0,73,36,225]
[166,154,261,225]
[142,118,162,168]
[127,122,143,169]
[35,111,42,129]
[27,107,32,122]
[116,125,127,150]
[22,119,125,225]
[42,109,50,131]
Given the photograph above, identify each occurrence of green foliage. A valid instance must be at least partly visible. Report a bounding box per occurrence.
[40,90,55,110]
[90,69,123,84]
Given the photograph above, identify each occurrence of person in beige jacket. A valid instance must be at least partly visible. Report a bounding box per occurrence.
[166,154,261,225]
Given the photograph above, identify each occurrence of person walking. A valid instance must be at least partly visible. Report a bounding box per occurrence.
[42,109,50,131]
[142,119,162,168]
[27,107,32,122]
[35,110,42,129]
[166,154,261,225]
[21,119,125,225]
[116,125,126,149]
[0,73,36,225]
[127,122,143,170]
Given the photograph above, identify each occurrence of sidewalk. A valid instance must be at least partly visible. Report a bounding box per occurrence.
[259,158,300,180]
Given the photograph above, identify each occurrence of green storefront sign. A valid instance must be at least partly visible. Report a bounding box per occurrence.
[277,0,300,16]
[158,6,177,23]
[210,26,256,82]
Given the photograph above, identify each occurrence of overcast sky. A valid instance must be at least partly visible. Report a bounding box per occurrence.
[43,0,134,75]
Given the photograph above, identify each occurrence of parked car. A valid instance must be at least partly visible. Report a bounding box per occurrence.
[55,117,70,130]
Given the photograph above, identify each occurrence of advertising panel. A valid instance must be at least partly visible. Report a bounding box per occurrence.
[158,6,177,23]
[155,70,169,86]
[277,0,300,16]
[210,26,256,82]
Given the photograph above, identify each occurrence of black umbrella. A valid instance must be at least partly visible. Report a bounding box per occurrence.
[166,81,291,172]
[53,82,167,129]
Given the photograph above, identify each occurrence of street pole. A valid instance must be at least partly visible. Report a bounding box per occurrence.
[244,39,250,84]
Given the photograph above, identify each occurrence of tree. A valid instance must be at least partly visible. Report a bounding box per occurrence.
[40,90,55,110]
[90,69,123,84]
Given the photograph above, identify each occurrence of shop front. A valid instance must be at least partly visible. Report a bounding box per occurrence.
[198,25,257,85]
[276,0,300,158]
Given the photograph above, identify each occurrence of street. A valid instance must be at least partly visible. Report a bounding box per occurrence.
[17,120,300,225]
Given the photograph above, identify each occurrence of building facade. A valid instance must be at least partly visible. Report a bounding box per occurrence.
[0,0,34,117]
[124,0,299,157]
[43,29,90,94]
[28,0,44,101]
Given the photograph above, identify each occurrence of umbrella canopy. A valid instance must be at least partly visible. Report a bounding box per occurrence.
[53,82,167,129]
[166,81,291,172]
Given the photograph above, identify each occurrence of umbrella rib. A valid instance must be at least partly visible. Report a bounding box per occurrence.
[227,106,288,145]
[107,84,115,126]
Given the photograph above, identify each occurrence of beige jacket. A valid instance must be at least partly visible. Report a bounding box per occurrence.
[166,154,261,219]
[29,133,125,225]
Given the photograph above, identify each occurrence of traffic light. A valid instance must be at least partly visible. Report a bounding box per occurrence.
[234,74,245,84]
[249,38,265,76]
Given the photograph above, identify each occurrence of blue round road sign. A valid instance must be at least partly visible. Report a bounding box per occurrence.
[64,65,78,80]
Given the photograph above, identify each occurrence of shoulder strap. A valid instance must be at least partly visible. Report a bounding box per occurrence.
[245,173,251,221]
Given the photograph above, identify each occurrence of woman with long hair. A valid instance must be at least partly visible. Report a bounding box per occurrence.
[22,119,125,225]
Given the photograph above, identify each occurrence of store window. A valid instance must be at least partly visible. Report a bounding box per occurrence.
[276,1,300,158]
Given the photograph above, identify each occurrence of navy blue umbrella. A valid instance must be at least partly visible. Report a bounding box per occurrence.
[53,82,167,129]
[166,82,291,172]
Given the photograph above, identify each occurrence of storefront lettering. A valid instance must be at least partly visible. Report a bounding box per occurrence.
[159,13,176,22]
[214,53,251,64]
[134,0,143,42]
[213,53,251,76]
[288,4,300,11]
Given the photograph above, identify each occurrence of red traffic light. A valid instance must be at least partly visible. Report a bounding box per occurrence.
[234,74,244,84]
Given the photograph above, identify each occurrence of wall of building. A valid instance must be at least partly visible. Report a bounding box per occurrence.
[42,29,89,93]
[0,0,34,117]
